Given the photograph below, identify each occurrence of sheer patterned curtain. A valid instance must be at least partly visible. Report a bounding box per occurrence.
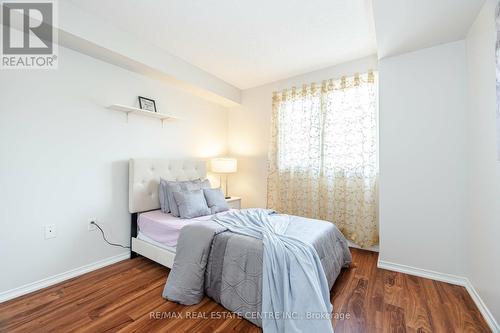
[267,72,378,247]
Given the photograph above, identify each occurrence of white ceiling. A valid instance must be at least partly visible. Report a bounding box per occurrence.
[68,0,377,89]
[68,0,486,90]
[373,0,485,59]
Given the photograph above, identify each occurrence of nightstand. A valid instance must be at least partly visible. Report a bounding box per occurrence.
[226,197,241,209]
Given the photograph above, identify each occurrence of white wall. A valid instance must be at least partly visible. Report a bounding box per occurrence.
[466,0,500,322]
[227,55,378,209]
[0,46,228,294]
[378,41,469,276]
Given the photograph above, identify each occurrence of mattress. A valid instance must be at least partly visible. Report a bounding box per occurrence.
[137,209,215,248]
[137,232,177,252]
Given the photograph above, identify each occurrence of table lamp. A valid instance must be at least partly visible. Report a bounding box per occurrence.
[211,157,237,199]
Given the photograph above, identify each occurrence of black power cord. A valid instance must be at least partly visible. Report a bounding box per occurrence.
[91,221,130,249]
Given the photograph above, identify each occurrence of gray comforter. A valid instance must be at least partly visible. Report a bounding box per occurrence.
[163,209,351,328]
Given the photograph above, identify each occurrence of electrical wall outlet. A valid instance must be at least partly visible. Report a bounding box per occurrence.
[88,217,97,231]
[44,224,56,239]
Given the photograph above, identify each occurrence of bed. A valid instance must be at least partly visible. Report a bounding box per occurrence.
[129,158,209,267]
[129,158,352,332]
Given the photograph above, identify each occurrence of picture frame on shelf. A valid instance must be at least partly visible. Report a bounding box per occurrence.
[138,96,157,113]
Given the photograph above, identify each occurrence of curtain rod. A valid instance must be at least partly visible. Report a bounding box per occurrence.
[272,69,375,96]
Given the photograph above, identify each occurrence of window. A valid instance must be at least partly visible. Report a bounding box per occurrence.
[267,71,378,247]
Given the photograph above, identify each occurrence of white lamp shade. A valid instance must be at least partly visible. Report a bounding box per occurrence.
[211,158,237,173]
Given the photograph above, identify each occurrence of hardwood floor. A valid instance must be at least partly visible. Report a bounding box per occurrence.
[0,249,490,333]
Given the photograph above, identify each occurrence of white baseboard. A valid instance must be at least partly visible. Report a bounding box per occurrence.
[378,259,499,333]
[377,259,467,285]
[0,252,130,303]
[464,278,500,333]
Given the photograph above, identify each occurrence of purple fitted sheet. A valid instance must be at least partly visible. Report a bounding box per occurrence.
[137,210,214,247]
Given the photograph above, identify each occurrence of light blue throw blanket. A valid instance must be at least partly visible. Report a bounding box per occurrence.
[213,209,334,333]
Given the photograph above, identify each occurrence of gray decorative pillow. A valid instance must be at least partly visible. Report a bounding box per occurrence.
[173,190,211,219]
[166,179,211,217]
[159,178,169,213]
[198,179,211,189]
[203,188,230,214]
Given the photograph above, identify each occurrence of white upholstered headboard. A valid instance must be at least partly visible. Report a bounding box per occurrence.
[129,158,207,213]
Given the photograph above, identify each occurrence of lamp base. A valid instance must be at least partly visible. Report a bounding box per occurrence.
[225,196,231,199]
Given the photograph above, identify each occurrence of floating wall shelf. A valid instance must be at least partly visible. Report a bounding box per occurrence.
[108,104,178,127]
